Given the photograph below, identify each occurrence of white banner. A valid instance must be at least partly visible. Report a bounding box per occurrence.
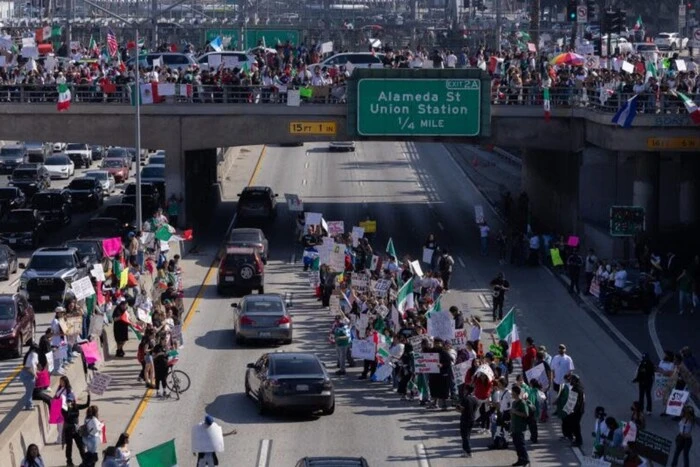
[351,339,376,361]
[88,372,112,395]
[191,422,225,453]
[427,311,456,341]
[563,390,579,414]
[452,361,470,385]
[410,260,424,278]
[525,363,550,391]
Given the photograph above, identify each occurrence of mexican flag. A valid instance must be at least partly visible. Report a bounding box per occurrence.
[676,92,700,125]
[633,15,643,31]
[495,308,523,359]
[131,83,160,105]
[35,26,52,42]
[135,439,178,467]
[386,237,397,259]
[57,83,71,111]
[543,88,550,122]
[426,294,442,317]
[396,277,414,314]
[88,35,98,56]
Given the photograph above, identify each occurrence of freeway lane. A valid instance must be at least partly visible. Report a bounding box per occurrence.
[130,141,582,467]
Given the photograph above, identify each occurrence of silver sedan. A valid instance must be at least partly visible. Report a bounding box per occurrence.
[84,170,116,197]
[232,294,293,345]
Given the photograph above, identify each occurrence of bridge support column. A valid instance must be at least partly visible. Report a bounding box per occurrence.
[679,154,700,226]
[630,151,660,236]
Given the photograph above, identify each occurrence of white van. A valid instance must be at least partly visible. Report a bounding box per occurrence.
[319,52,385,69]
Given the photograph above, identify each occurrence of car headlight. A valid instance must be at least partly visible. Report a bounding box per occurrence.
[0,261,8,269]
[29,183,36,186]
[0,329,14,337]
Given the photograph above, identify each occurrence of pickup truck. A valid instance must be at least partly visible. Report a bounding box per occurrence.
[64,143,92,169]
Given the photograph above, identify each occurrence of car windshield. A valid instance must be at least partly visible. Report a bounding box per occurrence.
[45,156,70,165]
[69,179,95,189]
[244,300,283,314]
[66,241,99,257]
[107,148,127,157]
[231,232,261,242]
[103,159,124,168]
[141,166,163,178]
[85,172,107,180]
[4,211,34,223]
[12,170,36,180]
[149,157,165,164]
[0,189,16,200]
[125,184,156,195]
[29,254,75,270]
[0,148,23,157]
[270,357,323,375]
[32,194,62,209]
[0,303,14,320]
[241,191,268,201]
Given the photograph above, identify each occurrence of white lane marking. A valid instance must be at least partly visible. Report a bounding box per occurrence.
[478,293,490,309]
[304,162,309,169]
[458,257,466,268]
[414,443,430,467]
[302,179,307,186]
[290,254,296,265]
[437,222,444,231]
[10,277,19,287]
[257,439,271,467]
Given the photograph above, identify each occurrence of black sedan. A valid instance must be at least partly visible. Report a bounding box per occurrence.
[0,209,45,248]
[0,187,26,217]
[245,352,335,416]
[0,244,18,280]
[67,177,103,210]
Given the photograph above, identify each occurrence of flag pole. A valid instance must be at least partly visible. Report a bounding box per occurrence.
[135,27,143,233]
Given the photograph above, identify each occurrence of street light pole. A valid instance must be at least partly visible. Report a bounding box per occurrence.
[135,27,143,232]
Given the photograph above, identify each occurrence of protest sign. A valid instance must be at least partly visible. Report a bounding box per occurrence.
[64,316,82,336]
[102,237,122,257]
[376,305,390,319]
[370,255,381,271]
[665,389,689,416]
[45,352,54,373]
[88,372,112,395]
[632,430,672,466]
[580,457,611,467]
[525,363,551,391]
[326,221,345,236]
[409,335,424,349]
[359,220,376,233]
[49,398,64,424]
[452,361,470,385]
[602,446,626,467]
[191,422,225,453]
[352,272,370,291]
[422,247,434,264]
[351,339,376,361]
[329,295,340,316]
[285,193,304,211]
[414,352,440,373]
[653,374,671,401]
[88,315,104,338]
[475,364,495,381]
[373,279,391,296]
[171,325,183,344]
[71,276,95,301]
[81,341,101,365]
[427,311,456,341]
[137,307,152,324]
[329,244,346,271]
[308,270,320,287]
[451,329,468,350]
[305,212,323,226]
[409,260,424,278]
[320,41,333,54]
[563,390,579,414]
[90,263,106,282]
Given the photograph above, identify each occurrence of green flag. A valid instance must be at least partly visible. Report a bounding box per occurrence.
[299,87,313,99]
[135,439,177,467]
[386,237,397,259]
[396,277,414,313]
[112,258,123,279]
[645,61,657,79]
[426,294,442,317]
[52,26,62,38]
[130,325,143,341]
[155,225,172,242]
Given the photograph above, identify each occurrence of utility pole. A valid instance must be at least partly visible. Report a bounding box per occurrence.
[151,0,158,47]
[495,0,501,52]
[66,0,73,44]
[530,0,540,51]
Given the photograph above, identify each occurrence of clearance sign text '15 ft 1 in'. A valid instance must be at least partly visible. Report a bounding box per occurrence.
[356,79,481,137]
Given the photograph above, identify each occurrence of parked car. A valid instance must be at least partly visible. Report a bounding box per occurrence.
[229,228,269,264]
[52,142,66,153]
[64,143,92,169]
[25,142,51,164]
[102,158,130,183]
[84,170,116,196]
[0,187,26,217]
[216,246,265,296]
[90,145,106,161]
[44,154,75,179]
[67,177,103,210]
[0,143,28,173]
[320,52,384,69]
[0,294,35,357]
[232,294,292,344]
[0,209,46,248]
[9,165,51,196]
[236,186,278,220]
[19,247,91,311]
[30,189,72,226]
[654,32,688,50]
[244,352,335,415]
[0,244,19,280]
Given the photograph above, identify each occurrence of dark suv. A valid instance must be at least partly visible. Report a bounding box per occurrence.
[64,238,104,265]
[19,247,90,311]
[0,144,28,173]
[236,186,278,220]
[9,165,51,196]
[0,209,46,248]
[0,187,26,217]
[216,246,265,296]
[30,189,73,226]
[122,182,161,214]
[0,294,35,357]
[67,177,103,210]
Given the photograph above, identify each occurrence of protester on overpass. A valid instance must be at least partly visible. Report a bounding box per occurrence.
[114,432,132,466]
[19,339,39,411]
[20,444,45,467]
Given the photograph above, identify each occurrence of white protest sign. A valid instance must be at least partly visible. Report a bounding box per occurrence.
[414,352,440,373]
[329,244,346,271]
[676,59,687,72]
[409,335,424,349]
[70,276,95,301]
[45,352,54,373]
[317,241,333,266]
[653,374,671,401]
[410,260,424,278]
[474,205,484,223]
[351,339,376,361]
[621,60,634,74]
[0,56,5,67]
[287,89,301,107]
[327,221,345,236]
[475,364,495,381]
[223,55,239,69]
[285,193,303,211]
[352,272,370,291]
[422,247,434,264]
[563,390,579,414]
[351,226,364,247]
[21,46,38,58]
[191,422,225,453]
[305,212,323,226]
[427,311,456,341]
[88,372,112,395]
[356,313,369,338]
[376,305,390,319]
[373,279,391,296]
[666,389,690,416]
[452,361,470,385]
[525,363,550,391]
[136,307,152,324]
[320,41,333,54]
[88,315,104,338]
[22,37,36,48]
[90,263,106,282]
[373,363,393,381]
[451,329,468,350]
[308,270,321,287]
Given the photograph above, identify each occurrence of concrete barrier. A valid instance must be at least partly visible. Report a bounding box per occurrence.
[0,358,88,466]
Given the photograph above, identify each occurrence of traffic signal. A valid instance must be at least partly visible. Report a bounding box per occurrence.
[617,9,627,32]
[586,0,596,19]
[603,9,615,33]
[567,0,577,22]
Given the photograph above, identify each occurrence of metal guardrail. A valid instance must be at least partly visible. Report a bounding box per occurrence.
[0,84,347,105]
[489,86,700,115]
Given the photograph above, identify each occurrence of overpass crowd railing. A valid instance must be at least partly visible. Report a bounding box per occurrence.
[0,83,347,105]
[490,86,700,116]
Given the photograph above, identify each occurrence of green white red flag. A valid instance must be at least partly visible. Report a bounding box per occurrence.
[496,307,522,359]
[676,92,700,125]
[57,83,71,111]
[543,87,550,122]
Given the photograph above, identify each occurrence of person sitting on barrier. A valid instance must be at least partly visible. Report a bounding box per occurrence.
[20,443,45,467]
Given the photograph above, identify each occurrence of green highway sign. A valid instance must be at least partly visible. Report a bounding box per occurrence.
[356,78,481,137]
[204,29,239,48]
[244,29,299,49]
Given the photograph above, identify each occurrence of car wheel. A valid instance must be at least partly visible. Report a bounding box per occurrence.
[13,335,23,358]
[322,400,335,415]
[239,265,254,281]
[257,393,268,415]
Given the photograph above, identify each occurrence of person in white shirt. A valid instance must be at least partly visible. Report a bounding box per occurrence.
[82,405,105,464]
[468,316,482,349]
[20,340,39,410]
[550,344,575,392]
[50,307,67,375]
[445,51,458,68]
[479,222,490,256]
[584,249,598,295]
[614,264,628,289]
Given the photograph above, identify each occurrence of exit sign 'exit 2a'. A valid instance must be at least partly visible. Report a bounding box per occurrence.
[356,78,481,137]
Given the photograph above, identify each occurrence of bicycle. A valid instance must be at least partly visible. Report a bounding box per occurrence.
[165,353,191,400]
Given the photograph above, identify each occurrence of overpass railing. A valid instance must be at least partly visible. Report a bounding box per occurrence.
[0,83,347,105]
[490,86,700,116]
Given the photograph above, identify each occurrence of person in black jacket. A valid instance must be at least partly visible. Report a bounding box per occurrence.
[633,353,656,415]
[62,392,90,466]
[458,384,479,458]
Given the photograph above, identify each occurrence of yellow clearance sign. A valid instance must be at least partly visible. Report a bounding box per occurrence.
[288,122,337,135]
[647,137,700,150]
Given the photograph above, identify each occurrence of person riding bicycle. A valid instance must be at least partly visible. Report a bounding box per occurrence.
[192,415,237,466]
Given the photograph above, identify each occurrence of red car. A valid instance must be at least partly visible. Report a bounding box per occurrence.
[0,294,35,358]
[102,158,130,183]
